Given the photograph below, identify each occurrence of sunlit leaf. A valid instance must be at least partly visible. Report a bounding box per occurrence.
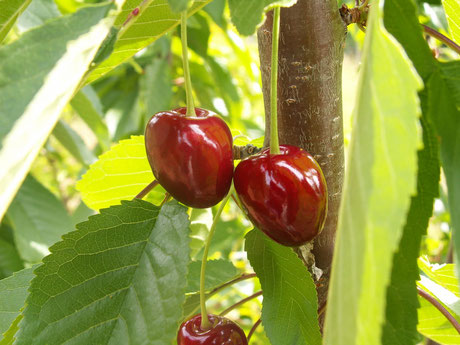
[0,0,32,42]
[86,0,211,83]
[442,0,460,44]
[185,259,239,293]
[323,2,422,344]
[76,135,162,210]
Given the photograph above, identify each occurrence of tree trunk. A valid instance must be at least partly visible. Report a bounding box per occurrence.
[257,0,346,323]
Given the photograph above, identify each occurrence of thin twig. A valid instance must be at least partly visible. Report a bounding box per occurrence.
[134,180,159,199]
[422,25,460,55]
[248,318,262,342]
[318,301,327,316]
[417,287,460,334]
[219,291,263,316]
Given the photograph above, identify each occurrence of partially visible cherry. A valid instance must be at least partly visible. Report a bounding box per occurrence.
[234,145,327,246]
[145,107,233,208]
[177,314,248,345]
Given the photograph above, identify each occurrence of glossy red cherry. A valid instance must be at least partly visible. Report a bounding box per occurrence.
[177,314,248,345]
[145,107,233,208]
[234,145,327,246]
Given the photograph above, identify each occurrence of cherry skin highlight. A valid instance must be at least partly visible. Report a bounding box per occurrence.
[177,314,248,345]
[145,107,233,208]
[234,145,327,246]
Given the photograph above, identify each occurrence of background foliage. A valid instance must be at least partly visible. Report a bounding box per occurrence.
[0,0,458,344]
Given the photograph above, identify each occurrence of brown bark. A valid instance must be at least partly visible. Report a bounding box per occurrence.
[257,0,346,320]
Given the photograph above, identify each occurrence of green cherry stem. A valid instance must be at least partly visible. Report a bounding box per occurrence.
[199,186,233,330]
[181,11,196,117]
[269,6,281,155]
[219,291,263,316]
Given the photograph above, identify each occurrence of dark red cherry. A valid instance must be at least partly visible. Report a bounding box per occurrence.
[234,145,327,246]
[145,107,233,208]
[177,314,248,345]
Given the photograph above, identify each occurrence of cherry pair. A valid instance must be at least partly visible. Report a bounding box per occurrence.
[145,107,328,247]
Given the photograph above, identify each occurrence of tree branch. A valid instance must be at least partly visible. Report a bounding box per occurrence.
[417,287,460,335]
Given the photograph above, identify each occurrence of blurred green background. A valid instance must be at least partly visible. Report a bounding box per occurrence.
[1,0,456,343]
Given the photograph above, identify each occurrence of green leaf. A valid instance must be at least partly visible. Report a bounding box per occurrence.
[0,267,35,341]
[0,3,118,223]
[383,0,435,80]
[6,175,73,263]
[141,57,173,123]
[419,258,459,295]
[442,0,460,44]
[187,12,210,57]
[0,238,24,279]
[70,86,111,151]
[323,3,422,345]
[385,0,460,295]
[245,229,321,345]
[0,314,22,345]
[381,105,440,345]
[16,0,60,33]
[0,0,32,42]
[189,208,212,258]
[417,259,460,344]
[228,0,297,36]
[185,259,239,293]
[76,135,160,210]
[52,120,96,166]
[86,0,211,83]
[15,200,190,345]
[167,0,189,13]
[418,296,460,344]
[203,0,226,29]
[424,72,460,286]
[440,61,460,109]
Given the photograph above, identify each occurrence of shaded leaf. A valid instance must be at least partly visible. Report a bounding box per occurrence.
[167,0,189,13]
[70,86,111,151]
[228,0,297,36]
[0,239,24,279]
[323,3,422,345]
[0,3,118,222]
[52,120,96,166]
[16,0,59,33]
[185,259,239,293]
[246,229,321,345]
[381,108,440,345]
[15,200,190,345]
[6,175,73,263]
[0,267,35,341]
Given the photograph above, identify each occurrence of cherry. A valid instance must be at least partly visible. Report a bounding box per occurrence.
[177,314,248,345]
[145,107,233,208]
[234,145,327,246]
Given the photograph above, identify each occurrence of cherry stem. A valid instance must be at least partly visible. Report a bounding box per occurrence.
[199,187,233,330]
[247,318,262,342]
[134,180,159,199]
[186,273,257,319]
[219,291,263,316]
[181,11,196,117]
[417,287,460,334]
[269,6,281,155]
[422,24,460,56]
